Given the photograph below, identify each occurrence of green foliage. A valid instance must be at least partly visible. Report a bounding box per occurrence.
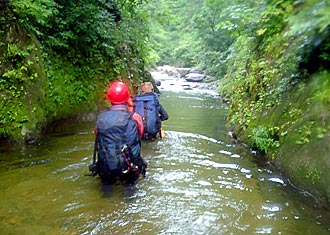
[250,126,279,154]
[145,0,203,67]
[44,58,99,120]
[288,1,330,34]
[191,0,235,76]
[0,20,47,142]
[44,0,119,59]
[144,0,330,206]
[1,0,151,142]
[311,71,330,105]
[9,0,58,35]
[5,43,29,62]
[219,0,330,133]
[306,167,321,185]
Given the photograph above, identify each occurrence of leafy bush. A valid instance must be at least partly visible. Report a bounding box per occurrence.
[9,0,58,34]
[251,126,279,154]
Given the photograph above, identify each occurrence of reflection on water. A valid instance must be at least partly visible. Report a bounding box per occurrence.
[0,86,330,234]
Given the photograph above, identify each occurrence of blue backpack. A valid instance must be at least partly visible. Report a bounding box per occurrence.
[93,107,144,182]
[133,93,161,139]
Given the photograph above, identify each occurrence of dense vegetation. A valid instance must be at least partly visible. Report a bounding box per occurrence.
[146,0,330,208]
[1,0,330,207]
[0,0,150,143]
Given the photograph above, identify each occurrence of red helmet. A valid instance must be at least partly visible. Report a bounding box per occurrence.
[106,81,130,104]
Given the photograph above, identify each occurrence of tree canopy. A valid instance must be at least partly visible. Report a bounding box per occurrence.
[146,0,330,77]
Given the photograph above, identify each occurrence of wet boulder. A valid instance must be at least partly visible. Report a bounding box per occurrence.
[184,73,206,82]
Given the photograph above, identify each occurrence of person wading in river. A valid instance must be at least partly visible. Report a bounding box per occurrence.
[133,82,169,140]
[89,81,147,183]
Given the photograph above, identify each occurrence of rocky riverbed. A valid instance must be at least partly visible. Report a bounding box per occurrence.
[150,65,219,96]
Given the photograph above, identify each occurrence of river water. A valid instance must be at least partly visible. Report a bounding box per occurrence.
[0,73,329,234]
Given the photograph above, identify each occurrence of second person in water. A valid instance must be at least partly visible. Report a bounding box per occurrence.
[133,82,169,140]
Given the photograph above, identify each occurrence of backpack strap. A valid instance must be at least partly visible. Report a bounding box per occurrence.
[93,132,99,165]
[143,100,148,136]
[88,132,99,176]
[121,111,136,173]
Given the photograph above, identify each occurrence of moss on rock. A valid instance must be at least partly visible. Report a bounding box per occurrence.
[0,22,47,143]
[241,71,330,208]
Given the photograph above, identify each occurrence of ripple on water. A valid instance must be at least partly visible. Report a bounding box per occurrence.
[2,87,330,235]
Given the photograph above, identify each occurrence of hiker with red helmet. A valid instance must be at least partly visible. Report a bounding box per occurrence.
[90,81,147,183]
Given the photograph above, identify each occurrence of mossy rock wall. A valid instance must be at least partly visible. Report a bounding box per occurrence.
[245,71,330,208]
[0,25,146,143]
[0,23,47,143]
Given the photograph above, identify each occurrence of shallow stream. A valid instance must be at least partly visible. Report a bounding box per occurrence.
[0,74,329,234]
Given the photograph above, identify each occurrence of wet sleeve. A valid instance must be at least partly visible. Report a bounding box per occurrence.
[132,112,143,138]
[158,104,169,121]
